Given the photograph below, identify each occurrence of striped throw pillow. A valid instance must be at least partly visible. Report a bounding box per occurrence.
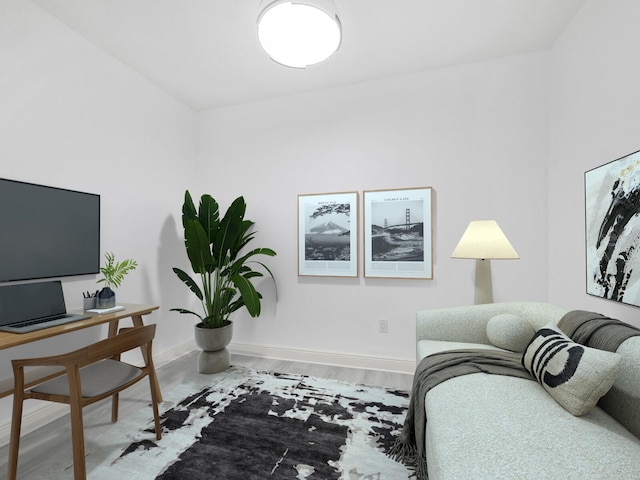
[522,323,621,416]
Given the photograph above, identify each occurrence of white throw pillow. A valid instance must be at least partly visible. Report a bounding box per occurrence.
[486,314,535,352]
[522,323,621,416]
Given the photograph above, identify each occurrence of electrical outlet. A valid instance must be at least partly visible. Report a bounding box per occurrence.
[378,318,388,334]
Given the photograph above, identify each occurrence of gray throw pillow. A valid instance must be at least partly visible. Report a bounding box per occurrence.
[522,323,621,416]
[486,314,535,352]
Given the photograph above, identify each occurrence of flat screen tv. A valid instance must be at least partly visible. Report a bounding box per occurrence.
[0,178,100,282]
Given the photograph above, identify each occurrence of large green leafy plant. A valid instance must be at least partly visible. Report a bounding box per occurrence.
[171,191,276,329]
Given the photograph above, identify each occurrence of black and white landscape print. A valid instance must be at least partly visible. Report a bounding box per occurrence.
[305,203,351,261]
[364,187,433,279]
[370,199,424,262]
[585,149,640,306]
[298,192,358,277]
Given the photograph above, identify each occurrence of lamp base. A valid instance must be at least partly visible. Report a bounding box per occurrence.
[474,259,493,304]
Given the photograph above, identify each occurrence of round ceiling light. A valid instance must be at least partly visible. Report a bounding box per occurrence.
[257,0,342,68]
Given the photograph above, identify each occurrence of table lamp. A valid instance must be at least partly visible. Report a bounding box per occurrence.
[451,220,519,304]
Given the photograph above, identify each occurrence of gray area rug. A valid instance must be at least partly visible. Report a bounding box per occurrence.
[38,365,411,479]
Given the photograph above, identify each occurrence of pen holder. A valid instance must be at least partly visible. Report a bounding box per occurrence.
[83,296,96,310]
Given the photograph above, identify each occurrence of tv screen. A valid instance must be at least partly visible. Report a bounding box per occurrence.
[0,178,100,282]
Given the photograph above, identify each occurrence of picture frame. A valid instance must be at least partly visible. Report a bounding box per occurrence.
[585,149,640,307]
[363,187,433,279]
[298,191,358,277]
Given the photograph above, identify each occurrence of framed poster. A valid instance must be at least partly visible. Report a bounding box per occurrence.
[585,149,640,306]
[298,192,358,277]
[363,187,433,279]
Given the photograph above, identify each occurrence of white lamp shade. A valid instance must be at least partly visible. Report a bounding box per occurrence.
[451,220,519,260]
[257,0,342,68]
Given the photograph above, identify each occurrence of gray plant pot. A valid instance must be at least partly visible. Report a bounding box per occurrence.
[194,321,233,374]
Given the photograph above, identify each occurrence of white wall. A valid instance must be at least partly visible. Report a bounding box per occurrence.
[196,52,551,365]
[0,0,197,428]
[548,0,640,326]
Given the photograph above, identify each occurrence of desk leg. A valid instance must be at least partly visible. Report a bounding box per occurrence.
[107,319,122,422]
[132,314,163,402]
[107,319,119,339]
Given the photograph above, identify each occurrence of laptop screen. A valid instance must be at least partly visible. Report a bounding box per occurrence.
[0,281,67,326]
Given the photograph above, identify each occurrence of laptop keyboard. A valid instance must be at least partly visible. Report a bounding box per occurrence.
[0,313,91,333]
[9,314,70,328]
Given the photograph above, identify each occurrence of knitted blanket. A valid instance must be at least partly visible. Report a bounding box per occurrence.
[558,310,640,352]
[389,349,532,480]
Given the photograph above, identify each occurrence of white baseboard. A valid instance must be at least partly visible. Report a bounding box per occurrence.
[0,340,415,449]
[229,342,416,375]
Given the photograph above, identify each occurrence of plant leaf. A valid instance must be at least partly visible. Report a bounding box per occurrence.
[232,220,255,258]
[169,307,203,321]
[184,219,213,274]
[198,194,220,244]
[182,191,198,228]
[232,273,260,317]
[232,248,276,272]
[215,196,246,263]
[98,252,137,288]
[173,267,203,300]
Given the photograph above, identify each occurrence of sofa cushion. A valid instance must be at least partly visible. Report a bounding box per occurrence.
[425,373,640,480]
[486,313,535,352]
[522,323,621,416]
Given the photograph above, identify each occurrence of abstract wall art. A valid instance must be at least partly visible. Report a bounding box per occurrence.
[298,192,358,277]
[585,149,640,306]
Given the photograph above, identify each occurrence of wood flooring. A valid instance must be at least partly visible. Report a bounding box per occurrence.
[0,352,414,479]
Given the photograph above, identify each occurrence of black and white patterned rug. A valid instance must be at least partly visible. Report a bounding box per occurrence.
[40,365,411,479]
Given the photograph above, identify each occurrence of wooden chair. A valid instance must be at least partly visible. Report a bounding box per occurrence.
[7,324,162,480]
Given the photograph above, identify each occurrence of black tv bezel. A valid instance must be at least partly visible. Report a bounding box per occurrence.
[0,177,101,283]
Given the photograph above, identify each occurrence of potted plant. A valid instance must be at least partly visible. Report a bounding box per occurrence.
[171,191,276,373]
[96,252,138,308]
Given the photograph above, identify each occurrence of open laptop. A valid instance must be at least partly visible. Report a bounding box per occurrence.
[0,281,89,333]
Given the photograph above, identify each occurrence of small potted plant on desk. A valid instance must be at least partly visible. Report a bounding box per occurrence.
[96,252,138,309]
[171,191,276,374]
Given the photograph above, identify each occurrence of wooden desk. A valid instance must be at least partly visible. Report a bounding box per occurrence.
[0,303,161,399]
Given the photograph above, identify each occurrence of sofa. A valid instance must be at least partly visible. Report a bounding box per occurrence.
[413,302,640,479]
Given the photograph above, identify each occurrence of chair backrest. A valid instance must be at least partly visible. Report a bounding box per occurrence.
[14,324,157,370]
[72,324,156,367]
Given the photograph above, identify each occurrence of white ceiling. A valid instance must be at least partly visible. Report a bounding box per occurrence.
[30,0,586,111]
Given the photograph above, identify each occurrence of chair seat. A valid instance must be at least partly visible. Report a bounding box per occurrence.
[31,359,142,398]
